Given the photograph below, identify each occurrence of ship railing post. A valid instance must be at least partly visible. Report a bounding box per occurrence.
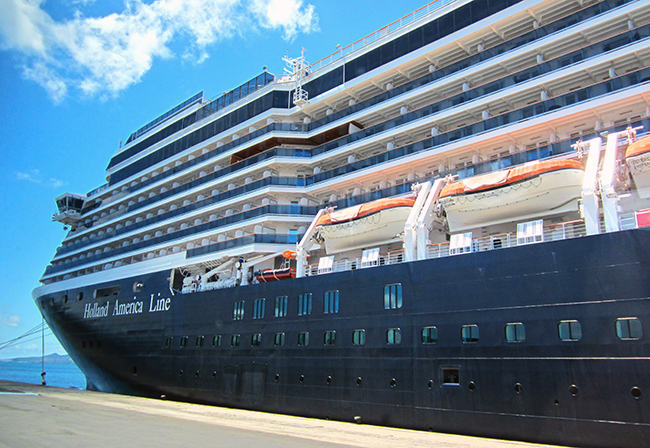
[578,137,603,236]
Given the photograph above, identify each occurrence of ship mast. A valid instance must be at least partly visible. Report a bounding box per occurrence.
[283,48,310,107]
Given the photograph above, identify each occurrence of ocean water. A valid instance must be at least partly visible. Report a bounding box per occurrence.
[0,362,86,390]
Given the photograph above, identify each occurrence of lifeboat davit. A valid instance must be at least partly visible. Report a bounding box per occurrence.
[254,267,296,282]
[626,135,650,198]
[439,159,584,232]
[315,197,415,254]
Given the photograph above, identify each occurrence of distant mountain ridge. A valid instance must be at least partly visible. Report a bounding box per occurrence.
[0,353,73,364]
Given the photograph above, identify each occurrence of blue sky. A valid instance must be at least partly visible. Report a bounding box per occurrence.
[0,0,430,359]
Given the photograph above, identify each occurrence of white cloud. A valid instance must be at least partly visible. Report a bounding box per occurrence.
[0,314,21,328]
[16,169,65,188]
[0,0,319,101]
[250,0,318,40]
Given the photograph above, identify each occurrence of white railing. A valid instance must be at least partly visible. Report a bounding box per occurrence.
[304,219,613,277]
[308,0,456,74]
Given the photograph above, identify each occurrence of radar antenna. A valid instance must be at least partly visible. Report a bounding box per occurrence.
[282,48,310,107]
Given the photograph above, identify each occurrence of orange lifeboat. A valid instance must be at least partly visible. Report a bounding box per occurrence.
[625,135,650,199]
[254,267,296,282]
[439,159,584,232]
[316,197,415,254]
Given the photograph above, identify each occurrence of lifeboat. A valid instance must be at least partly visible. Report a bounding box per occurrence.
[315,197,415,254]
[439,159,584,232]
[254,267,296,282]
[626,135,650,198]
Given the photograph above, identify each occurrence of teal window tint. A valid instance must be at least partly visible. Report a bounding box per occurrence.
[384,284,402,309]
[231,334,240,347]
[558,320,582,341]
[251,333,262,347]
[275,296,288,317]
[461,325,479,343]
[274,333,285,346]
[324,291,339,314]
[387,328,401,345]
[165,337,173,348]
[324,331,337,346]
[212,335,222,347]
[505,323,526,342]
[233,301,244,320]
[352,330,366,345]
[180,336,188,347]
[298,293,312,315]
[298,332,310,346]
[421,326,438,344]
[616,318,643,339]
[196,336,204,347]
[253,298,265,319]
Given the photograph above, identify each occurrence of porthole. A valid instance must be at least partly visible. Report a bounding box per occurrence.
[275,374,280,383]
[569,384,579,396]
[212,371,217,378]
[133,281,144,292]
[195,370,199,377]
[326,376,332,385]
[631,387,642,399]
[390,378,397,388]
[468,381,476,391]
[299,375,305,384]
[514,383,523,394]
[179,369,184,376]
[356,377,362,387]
[427,380,434,390]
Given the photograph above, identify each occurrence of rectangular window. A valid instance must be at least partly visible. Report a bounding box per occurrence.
[298,331,310,346]
[196,336,204,347]
[253,298,265,319]
[387,328,401,345]
[180,336,188,347]
[558,320,582,341]
[274,333,285,346]
[461,324,479,343]
[165,337,173,348]
[298,293,312,315]
[505,323,526,342]
[274,296,288,317]
[616,318,643,340]
[324,331,337,346]
[384,284,403,309]
[324,290,339,314]
[212,335,222,347]
[421,326,438,344]
[352,329,366,345]
[231,334,240,347]
[233,301,245,320]
[251,333,262,347]
[442,367,460,385]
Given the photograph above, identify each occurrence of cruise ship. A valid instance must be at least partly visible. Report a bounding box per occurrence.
[33,0,650,446]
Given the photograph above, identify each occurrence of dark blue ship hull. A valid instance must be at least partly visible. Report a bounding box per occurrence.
[37,228,650,447]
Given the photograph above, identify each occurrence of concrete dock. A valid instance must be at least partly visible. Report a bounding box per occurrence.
[0,380,560,448]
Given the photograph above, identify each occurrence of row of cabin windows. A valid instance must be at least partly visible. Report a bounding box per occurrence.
[164,318,643,349]
[231,284,403,320]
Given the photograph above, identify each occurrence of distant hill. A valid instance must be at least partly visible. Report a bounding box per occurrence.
[0,353,74,365]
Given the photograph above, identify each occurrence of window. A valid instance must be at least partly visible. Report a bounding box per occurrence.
[387,328,401,345]
[461,325,479,343]
[384,284,403,309]
[616,318,643,340]
[233,301,244,320]
[352,330,366,345]
[253,298,265,319]
[324,291,339,314]
[442,367,460,385]
[421,326,438,344]
[165,337,173,348]
[298,332,309,346]
[274,333,285,346]
[180,336,188,347]
[196,336,204,347]
[231,334,240,347]
[274,296,288,317]
[558,320,582,341]
[212,335,222,347]
[251,333,262,347]
[298,293,312,315]
[505,323,526,342]
[324,331,337,346]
